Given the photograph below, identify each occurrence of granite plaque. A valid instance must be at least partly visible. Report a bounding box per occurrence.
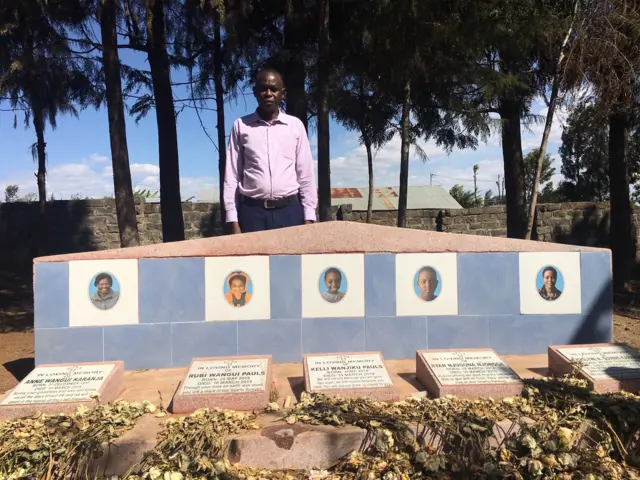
[1,364,117,405]
[421,351,521,386]
[171,355,273,413]
[307,354,393,390]
[556,345,640,380]
[179,358,269,395]
[416,349,523,399]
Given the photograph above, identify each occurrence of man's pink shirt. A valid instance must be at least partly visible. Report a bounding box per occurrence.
[223,110,318,223]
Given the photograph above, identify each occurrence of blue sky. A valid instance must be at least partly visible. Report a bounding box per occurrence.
[0,47,568,201]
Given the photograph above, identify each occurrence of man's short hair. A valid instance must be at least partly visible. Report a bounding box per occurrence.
[254,67,284,87]
[418,266,437,278]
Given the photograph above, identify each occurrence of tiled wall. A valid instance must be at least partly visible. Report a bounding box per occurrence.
[34,251,613,370]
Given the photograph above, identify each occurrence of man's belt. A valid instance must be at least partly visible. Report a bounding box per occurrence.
[240,194,299,209]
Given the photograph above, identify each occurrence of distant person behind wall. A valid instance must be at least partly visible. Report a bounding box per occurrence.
[90,273,120,310]
[436,211,443,232]
[538,266,562,301]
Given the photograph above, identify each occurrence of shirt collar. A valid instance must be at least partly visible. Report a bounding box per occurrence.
[248,109,289,125]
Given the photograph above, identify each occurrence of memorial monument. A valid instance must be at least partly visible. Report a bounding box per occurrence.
[30,221,612,370]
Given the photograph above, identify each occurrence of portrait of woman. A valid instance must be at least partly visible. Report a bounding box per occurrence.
[89,272,120,310]
[318,267,348,303]
[224,271,253,307]
[536,265,563,301]
[414,266,441,302]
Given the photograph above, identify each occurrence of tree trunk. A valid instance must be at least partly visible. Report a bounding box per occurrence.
[32,107,47,216]
[365,139,374,223]
[525,0,578,239]
[397,80,411,228]
[525,78,559,239]
[283,0,308,130]
[146,0,185,242]
[499,98,527,238]
[100,0,140,248]
[316,0,331,222]
[213,10,226,231]
[609,110,633,289]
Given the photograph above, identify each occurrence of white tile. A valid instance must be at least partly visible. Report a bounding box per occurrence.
[395,253,458,316]
[519,252,581,314]
[205,256,270,321]
[69,259,139,327]
[301,254,365,318]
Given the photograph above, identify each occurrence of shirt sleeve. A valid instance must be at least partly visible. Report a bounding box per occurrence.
[295,122,318,221]
[223,120,242,223]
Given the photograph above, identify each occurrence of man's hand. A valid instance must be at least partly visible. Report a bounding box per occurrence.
[230,222,242,234]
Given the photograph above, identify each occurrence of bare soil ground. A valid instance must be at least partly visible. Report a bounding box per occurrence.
[0,269,639,393]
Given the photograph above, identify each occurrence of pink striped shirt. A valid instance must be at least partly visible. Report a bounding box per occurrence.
[223,110,318,223]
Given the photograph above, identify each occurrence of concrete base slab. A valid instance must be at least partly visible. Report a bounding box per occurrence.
[4,354,549,476]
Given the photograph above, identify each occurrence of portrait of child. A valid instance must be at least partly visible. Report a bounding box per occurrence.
[414,266,441,302]
[319,267,348,303]
[224,271,253,307]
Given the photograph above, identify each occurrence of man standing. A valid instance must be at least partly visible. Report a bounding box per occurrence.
[223,68,318,233]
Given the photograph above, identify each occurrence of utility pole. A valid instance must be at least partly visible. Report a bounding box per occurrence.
[473,164,479,206]
[430,173,434,186]
[496,175,502,202]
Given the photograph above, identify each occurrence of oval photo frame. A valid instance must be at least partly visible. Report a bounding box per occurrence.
[224,270,254,308]
[535,265,564,301]
[414,266,442,302]
[318,266,348,304]
[88,271,121,311]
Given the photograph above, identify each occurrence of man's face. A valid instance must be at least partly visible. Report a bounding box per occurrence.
[254,72,284,114]
[418,270,438,295]
[325,272,341,294]
[230,278,246,297]
[543,270,556,289]
[97,278,110,295]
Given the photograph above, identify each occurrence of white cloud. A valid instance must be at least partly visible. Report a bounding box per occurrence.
[0,157,215,201]
[88,153,109,163]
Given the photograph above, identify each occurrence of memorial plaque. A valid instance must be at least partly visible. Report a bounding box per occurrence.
[421,351,521,386]
[556,346,640,380]
[179,358,269,395]
[416,349,523,399]
[549,343,640,393]
[171,355,272,414]
[0,361,125,421]
[303,352,398,402]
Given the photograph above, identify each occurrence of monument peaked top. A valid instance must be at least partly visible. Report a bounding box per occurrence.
[34,221,608,263]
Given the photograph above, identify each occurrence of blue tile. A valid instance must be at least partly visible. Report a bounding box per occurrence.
[428,316,490,349]
[579,252,613,341]
[171,321,238,367]
[270,256,302,319]
[550,314,612,345]
[365,254,396,317]
[489,315,551,354]
[35,327,103,365]
[238,319,301,363]
[458,253,520,315]
[104,324,171,370]
[302,317,365,354]
[34,262,70,328]
[366,316,426,359]
[139,258,205,323]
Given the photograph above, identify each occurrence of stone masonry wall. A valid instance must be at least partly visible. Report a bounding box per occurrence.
[0,199,632,267]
